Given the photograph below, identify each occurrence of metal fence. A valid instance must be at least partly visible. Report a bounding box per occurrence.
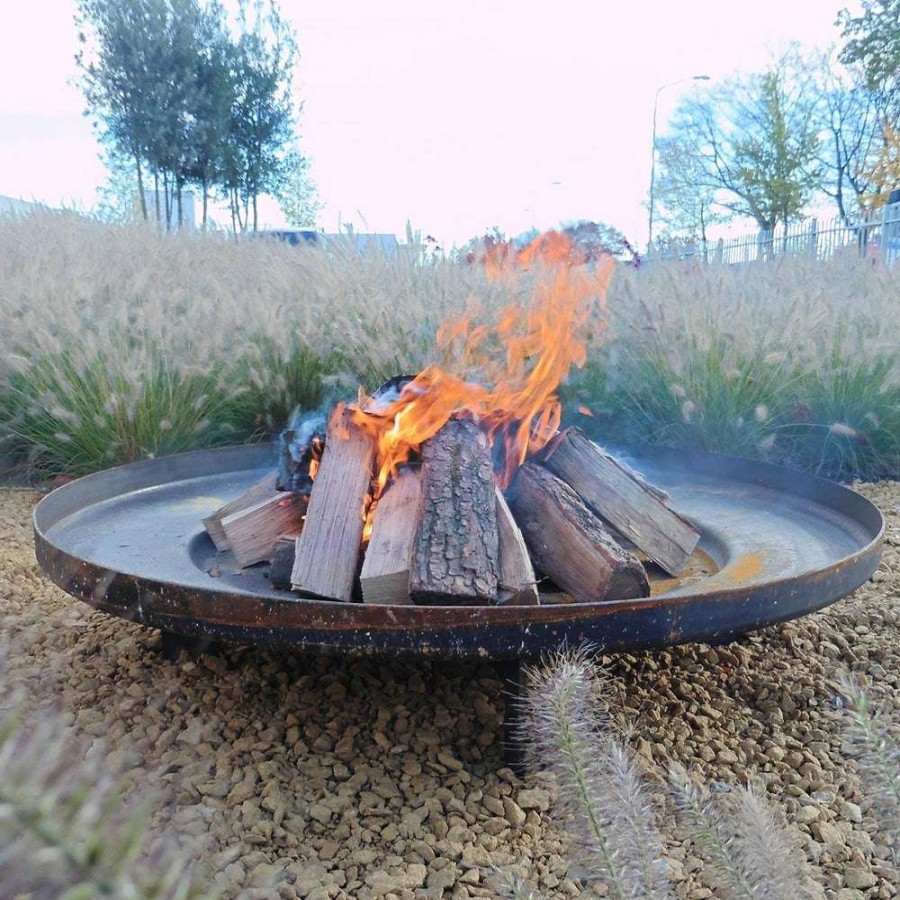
[649,201,900,266]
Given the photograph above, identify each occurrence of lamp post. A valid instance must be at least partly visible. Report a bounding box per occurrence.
[647,75,709,252]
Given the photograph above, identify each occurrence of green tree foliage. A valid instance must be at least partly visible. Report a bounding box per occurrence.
[838,0,900,125]
[666,54,822,235]
[560,220,639,263]
[94,147,142,223]
[76,0,310,231]
[75,0,167,220]
[277,149,321,227]
[177,1,235,227]
[77,0,224,227]
[221,0,298,232]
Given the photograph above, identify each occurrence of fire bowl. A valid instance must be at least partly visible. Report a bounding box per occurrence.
[34,444,883,660]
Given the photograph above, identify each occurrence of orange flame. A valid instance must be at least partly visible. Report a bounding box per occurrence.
[307,436,324,481]
[351,231,613,493]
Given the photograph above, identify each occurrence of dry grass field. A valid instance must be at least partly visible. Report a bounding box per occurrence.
[0,211,897,481]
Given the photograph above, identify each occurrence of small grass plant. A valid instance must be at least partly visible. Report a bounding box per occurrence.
[1,344,240,477]
[776,350,900,480]
[506,650,811,900]
[570,337,793,458]
[226,334,345,438]
[0,666,216,899]
[839,674,900,870]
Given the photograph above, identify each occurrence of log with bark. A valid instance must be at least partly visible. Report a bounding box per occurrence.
[408,418,500,605]
[540,427,700,574]
[508,462,650,603]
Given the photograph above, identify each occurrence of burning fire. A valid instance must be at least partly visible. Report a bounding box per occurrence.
[347,231,614,496]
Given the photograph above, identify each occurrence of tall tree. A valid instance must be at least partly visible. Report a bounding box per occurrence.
[178,1,235,227]
[838,0,900,126]
[76,0,232,229]
[143,0,216,229]
[76,0,307,232]
[75,0,168,221]
[814,56,884,224]
[666,54,823,237]
[221,0,298,232]
[276,149,321,227]
[654,135,727,244]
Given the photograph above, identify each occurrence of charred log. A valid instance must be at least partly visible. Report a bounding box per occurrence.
[269,533,297,589]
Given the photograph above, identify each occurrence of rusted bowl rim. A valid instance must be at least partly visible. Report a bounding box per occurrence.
[33,443,885,658]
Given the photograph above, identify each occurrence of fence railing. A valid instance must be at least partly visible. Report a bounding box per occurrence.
[648,201,900,265]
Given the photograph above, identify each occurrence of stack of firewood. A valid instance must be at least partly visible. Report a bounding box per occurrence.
[202,406,700,606]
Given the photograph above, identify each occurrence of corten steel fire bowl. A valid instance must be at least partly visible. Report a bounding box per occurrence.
[34,443,884,660]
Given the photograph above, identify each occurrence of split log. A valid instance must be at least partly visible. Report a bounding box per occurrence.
[221,493,304,568]
[495,488,539,605]
[540,428,700,574]
[409,418,499,604]
[359,468,424,604]
[269,533,298,589]
[291,406,376,601]
[509,463,649,603]
[203,472,278,551]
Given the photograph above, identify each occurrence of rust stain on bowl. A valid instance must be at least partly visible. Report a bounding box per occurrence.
[716,551,766,586]
[649,548,719,596]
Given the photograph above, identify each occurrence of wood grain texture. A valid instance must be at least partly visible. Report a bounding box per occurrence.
[291,407,376,601]
[509,463,649,603]
[495,488,539,605]
[541,428,700,574]
[203,472,278,551]
[360,468,424,605]
[221,492,304,568]
[409,419,499,605]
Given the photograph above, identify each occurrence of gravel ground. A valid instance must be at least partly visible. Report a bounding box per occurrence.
[2,482,898,900]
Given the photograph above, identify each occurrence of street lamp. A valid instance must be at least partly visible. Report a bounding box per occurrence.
[647,75,709,252]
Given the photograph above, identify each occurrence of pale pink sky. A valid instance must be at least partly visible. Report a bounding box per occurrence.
[0,0,858,246]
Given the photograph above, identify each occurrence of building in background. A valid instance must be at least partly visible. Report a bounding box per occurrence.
[140,190,196,231]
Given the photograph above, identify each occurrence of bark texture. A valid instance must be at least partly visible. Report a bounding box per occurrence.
[541,428,699,574]
[509,462,650,603]
[409,419,500,604]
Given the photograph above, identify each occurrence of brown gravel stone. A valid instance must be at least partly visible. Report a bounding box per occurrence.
[4,481,899,899]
